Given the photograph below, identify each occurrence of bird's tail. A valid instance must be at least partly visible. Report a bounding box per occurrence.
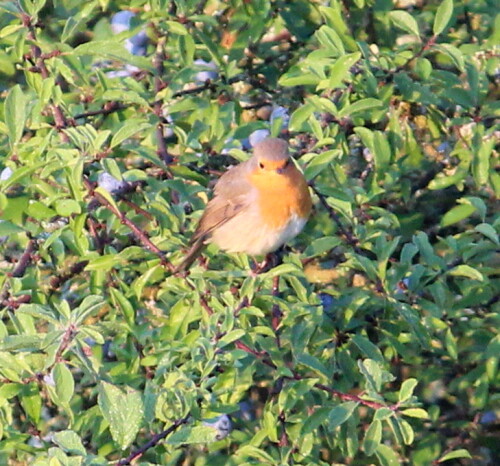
[173,236,206,273]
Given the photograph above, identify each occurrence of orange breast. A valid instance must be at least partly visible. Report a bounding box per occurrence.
[248,165,312,229]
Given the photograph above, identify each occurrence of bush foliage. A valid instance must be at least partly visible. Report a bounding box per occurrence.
[0,0,499,464]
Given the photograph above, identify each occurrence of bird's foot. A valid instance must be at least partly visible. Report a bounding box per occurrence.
[251,253,279,275]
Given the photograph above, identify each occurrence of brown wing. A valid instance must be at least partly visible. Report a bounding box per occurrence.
[192,159,254,242]
[174,159,254,273]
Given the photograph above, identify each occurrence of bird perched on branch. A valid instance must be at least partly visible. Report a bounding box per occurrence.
[175,138,312,272]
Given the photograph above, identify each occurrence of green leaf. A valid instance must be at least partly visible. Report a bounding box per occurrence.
[94,186,121,212]
[473,138,495,187]
[373,408,394,421]
[448,264,484,281]
[375,443,400,465]
[315,25,345,55]
[19,0,47,16]
[363,419,382,456]
[304,236,342,257]
[328,402,358,430]
[325,52,361,89]
[109,288,136,328]
[401,408,429,419]
[73,295,105,324]
[110,120,151,148]
[0,24,23,39]
[278,70,321,87]
[218,329,246,347]
[445,328,458,360]
[358,359,382,393]
[73,41,153,71]
[236,445,276,463]
[474,223,499,245]
[98,381,144,450]
[440,204,476,227]
[289,103,315,131]
[302,406,331,434]
[399,418,414,445]
[435,44,465,72]
[297,353,331,379]
[167,425,218,445]
[351,334,384,364]
[53,363,75,405]
[165,20,188,35]
[399,378,418,403]
[433,0,454,35]
[52,430,86,456]
[264,263,302,279]
[20,383,42,425]
[84,254,123,272]
[389,11,420,37]
[338,98,383,118]
[55,199,81,217]
[5,85,27,148]
[0,220,24,235]
[438,449,472,462]
[102,89,150,107]
[304,150,341,180]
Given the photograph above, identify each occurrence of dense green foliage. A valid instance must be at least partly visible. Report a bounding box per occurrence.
[0,0,499,464]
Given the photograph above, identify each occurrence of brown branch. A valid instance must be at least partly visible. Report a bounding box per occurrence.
[172,80,218,98]
[86,216,106,254]
[48,261,89,293]
[153,37,173,166]
[310,183,361,251]
[117,415,190,465]
[313,382,396,411]
[271,276,282,347]
[85,179,175,272]
[73,102,128,120]
[119,198,154,221]
[392,35,437,76]
[21,13,70,141]
[234,340,277,369]
[0,374,40,385]
[1,236,36,309]
[0,294,31,310]
[232,339,399,412]
[0,324,78,385]
[278,410,290,447]
[11,239,36,278]
[55,323,78,362]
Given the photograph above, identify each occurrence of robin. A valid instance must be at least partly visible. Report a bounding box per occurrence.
[175,138,312,272]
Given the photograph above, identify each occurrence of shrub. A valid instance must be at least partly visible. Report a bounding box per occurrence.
[0,0,498,464]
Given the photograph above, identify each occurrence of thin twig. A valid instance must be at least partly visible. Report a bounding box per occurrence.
[153,37,173,165]
[271,276,282,347]
[117,415,190,465]
[73,102,127,120]
[232,339,400,412]
[85,179,175,272]
[313,382,397,410]
[21,13,70,140]
[310,184,360,250]
[48,261,89,293]
[391,35,437,76]
[11,239,36,278]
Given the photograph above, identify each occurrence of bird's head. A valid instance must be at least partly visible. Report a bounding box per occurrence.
[252,138,292,175]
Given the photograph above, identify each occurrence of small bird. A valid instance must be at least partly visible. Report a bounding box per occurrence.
[175,138,312,272]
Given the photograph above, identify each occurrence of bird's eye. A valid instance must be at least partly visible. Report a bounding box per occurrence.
[259,162,264,169]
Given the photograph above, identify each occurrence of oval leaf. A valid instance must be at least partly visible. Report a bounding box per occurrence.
[433,0,454,35]
[389,11,420,37]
